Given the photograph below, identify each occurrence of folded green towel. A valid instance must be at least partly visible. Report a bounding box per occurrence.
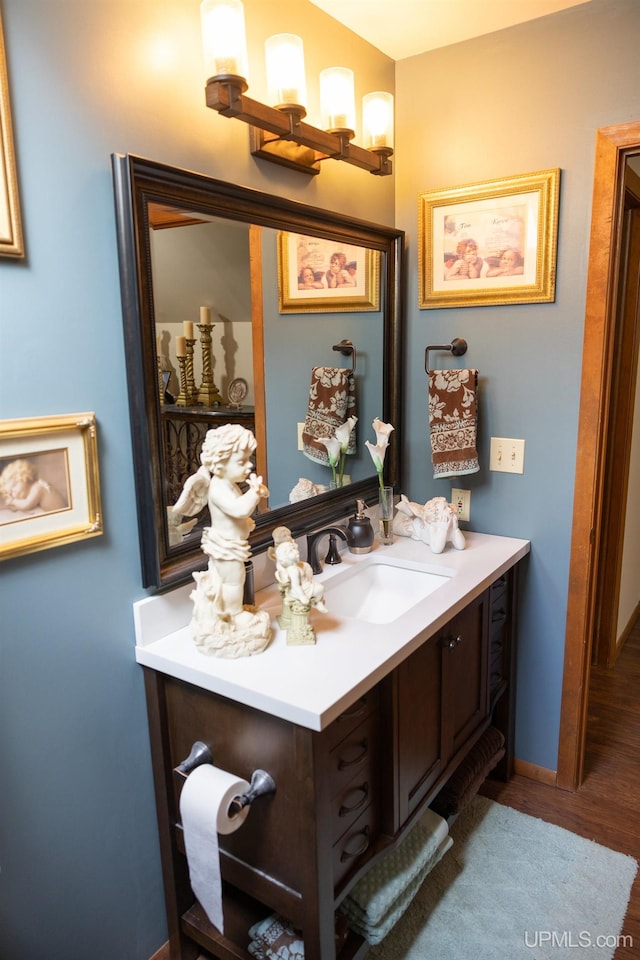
[342,807,449,927]
[339,836,453,944]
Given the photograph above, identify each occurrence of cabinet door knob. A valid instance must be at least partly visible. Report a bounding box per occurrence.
[444,635,463,649]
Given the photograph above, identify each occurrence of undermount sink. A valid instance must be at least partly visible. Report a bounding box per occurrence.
[322,556,453,624]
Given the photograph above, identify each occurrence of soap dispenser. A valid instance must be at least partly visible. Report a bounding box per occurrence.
[347,500,374,554]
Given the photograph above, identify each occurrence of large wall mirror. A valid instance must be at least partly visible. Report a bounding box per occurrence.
[112,154,404,590]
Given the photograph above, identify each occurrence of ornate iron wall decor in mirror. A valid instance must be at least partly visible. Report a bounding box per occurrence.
[111,154,404,590]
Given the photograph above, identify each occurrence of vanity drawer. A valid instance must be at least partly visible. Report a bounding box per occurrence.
[332,802,380,887]
[331,762,376,843]
[327,712,377,799]
[489,574,511,695]
[323,689,378,753]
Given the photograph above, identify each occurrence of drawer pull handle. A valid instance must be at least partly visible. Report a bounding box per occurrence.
[338,697,368,722]
[339,784,369,817]
[337,739,369,770]
[340,827,370,862]
[492,609,507,623]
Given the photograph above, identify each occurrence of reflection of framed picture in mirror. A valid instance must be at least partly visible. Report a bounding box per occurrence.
[0,13,24,258]
[278,232,380,313]
[418,168,560,309]
[0,413,103,560]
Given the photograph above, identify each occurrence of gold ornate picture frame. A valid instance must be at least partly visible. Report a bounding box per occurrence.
[418,168,560,309]
[278,231,380,313]
[0,414,103,561]
[0,13,24,258]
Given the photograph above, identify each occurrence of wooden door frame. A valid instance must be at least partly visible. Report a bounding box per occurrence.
[594,186,640,668]
[558,121,640,791]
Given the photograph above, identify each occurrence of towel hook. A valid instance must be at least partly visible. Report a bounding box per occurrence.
[425,337,468,374]
[333,338,357,374]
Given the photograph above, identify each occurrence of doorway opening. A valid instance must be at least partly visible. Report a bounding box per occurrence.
[558,122,640,791]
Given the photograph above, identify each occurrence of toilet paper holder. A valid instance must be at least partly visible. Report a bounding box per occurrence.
[174,740,276,816]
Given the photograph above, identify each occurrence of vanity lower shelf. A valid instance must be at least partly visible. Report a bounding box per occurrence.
[181,894,368,960]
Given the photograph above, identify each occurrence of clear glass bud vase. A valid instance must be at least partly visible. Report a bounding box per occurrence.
[378,485,394,545]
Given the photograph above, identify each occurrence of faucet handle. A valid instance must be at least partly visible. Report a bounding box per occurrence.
[325,533,343,565]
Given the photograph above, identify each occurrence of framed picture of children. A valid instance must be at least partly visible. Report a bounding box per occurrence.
[0,413,103,561]
[277,232,380,312]
[418,169,560,308]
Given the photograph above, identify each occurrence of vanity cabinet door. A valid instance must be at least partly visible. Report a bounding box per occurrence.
[442,590,489,763]
[393,629,447,825]
[388,588,490,830]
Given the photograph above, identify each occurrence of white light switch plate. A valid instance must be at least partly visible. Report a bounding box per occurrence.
[490,437,525,474]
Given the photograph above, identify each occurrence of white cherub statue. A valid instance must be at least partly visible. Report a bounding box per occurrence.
[269,526,327,645]
[393,495,466,554]
[172,423,272,658]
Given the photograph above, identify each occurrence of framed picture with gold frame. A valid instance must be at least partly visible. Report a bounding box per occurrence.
[0,413,103,561]
[278,231,380,313]
[0,13,24,258]
[418,168,560,309]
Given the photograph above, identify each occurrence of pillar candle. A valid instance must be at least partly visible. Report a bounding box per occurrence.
[183,321,194,340]
[200,306,212,325]
[175,336,187,357]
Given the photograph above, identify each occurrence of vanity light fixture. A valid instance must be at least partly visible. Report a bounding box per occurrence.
[200,0,393,177]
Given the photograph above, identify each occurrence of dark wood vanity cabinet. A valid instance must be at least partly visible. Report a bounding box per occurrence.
[144,569,517,960]
[386,590,490,830]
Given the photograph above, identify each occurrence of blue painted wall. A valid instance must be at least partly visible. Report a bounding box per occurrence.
[2,0,639,956]
[0,2,393,958]
[395,0,640,770]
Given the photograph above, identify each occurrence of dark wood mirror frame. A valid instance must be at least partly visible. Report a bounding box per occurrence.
[111,153,404,591]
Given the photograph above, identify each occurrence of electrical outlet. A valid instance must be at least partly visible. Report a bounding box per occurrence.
[297,422,304,451]
[451,488,470,521]
[490,437,525,474]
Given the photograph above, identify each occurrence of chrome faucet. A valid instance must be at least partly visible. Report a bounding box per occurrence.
[306,527,348,575]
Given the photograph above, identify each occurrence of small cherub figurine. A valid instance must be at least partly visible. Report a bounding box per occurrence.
[172,423,271,658]
[269,526,327,645]
[0,458,67,514]
[393,495,466,554]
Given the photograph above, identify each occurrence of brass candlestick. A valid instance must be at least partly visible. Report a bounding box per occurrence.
[197,323,223,406]
[157,357,165,407]
[175,355,189,407]
[185,337,198,405]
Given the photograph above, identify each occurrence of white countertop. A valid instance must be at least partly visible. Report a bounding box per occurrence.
[134,532,529,731]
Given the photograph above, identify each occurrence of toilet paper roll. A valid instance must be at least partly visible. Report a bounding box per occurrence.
[179,764,251,932]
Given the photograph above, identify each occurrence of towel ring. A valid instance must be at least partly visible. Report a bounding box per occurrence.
[425,338,467,374]
[333,339,357,374]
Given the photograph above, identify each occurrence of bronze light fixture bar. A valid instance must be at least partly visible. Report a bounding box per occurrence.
[205,75,393,177]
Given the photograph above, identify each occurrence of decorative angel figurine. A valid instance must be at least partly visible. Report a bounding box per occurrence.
[393,495,466,554]
[269,526,327,645]
[172,423,271,658]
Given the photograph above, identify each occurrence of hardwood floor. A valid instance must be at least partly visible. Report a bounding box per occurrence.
[482,617,640,958]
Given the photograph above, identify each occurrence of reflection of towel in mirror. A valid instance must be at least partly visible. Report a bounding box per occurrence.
[302,366,356,465]
[428,368,480,479]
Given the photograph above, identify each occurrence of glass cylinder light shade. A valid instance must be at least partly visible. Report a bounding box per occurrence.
[265,34,307,109]
[362,91,394,150]
[320,67,356,133]
[200,0,248,80]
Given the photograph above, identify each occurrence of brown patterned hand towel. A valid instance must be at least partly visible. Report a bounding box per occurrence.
[428,368,480,478]
[302,366,356,465]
